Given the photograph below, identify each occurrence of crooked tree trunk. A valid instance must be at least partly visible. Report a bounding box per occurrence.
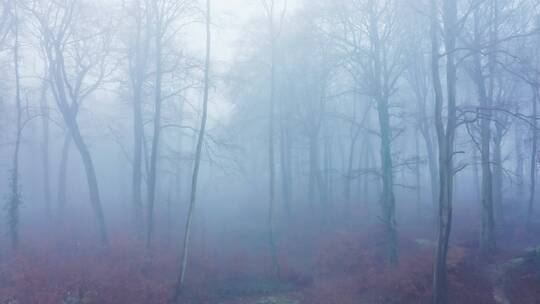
[66,117,108,244]
[51,54,108,245]
[38,0,108,245]
[174,0,211,297]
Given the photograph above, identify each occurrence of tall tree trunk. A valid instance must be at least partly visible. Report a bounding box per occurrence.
[8,1,22,249]
[130,0,147,239]
[368,0,397,266]
[174,0,211,297]
[432,0,458,302]
[473,8,496,256]
[146,2,164,250]
[266,0,280,276]
[489,0,503,227]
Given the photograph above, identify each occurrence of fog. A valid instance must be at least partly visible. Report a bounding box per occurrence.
[0,0,539,303]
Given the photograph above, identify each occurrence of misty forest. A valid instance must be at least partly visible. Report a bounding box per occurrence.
[2,0,540,303]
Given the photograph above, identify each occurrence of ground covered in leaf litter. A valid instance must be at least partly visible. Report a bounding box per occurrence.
[0,208,539,304]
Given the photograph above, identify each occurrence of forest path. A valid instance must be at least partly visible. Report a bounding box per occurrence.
[485,246,540,304]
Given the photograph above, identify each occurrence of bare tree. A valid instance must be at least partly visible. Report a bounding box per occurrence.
[174,0,211,298]
[30,0,113,244]
[7,0,22,249]
[127,0,151,239]
[431,0,458,301]
[261,0,287,276]
[145,0,193,251]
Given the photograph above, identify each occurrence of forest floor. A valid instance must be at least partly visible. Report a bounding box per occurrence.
[0,204,539,304]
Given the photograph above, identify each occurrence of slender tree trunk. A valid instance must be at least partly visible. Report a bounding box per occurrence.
[39,82,52,218]
[308,131,319,209]
[267,0,280,276]
[527,86,538,230]
[472,8,496,256]
[432,0,458,302]
[490,0,503,227]
[472,144,481,203]
[58,132,71,221]
[515,117,525,202]
[324,133,332,208]
[130,0,147,239]
[415,127,422,212]
[279,122,292,214]
[368,0,397,266]
[419,119,438,214]
[174,0,211,297]
[493,131,504,225]
[146,3,164,250]
[8,2,22,249]
[345,128,360,216]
